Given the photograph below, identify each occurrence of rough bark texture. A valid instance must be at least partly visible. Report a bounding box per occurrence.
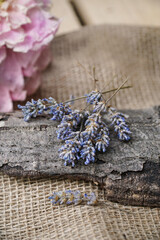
[0,106,160,206]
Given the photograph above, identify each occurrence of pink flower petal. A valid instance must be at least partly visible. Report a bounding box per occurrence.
[0,28,25,48]
[9,11,31,29]
[14,8,60,52]
[25,73,41,95]
[16,49,41,76]
[0,86,13,112]
[0,50,24,91]
[16,49,40,68]
[32,33,53,51]
[36,46,51,71]
[0,46,6,64]
[0,18,11,33]
[10,89,27,101]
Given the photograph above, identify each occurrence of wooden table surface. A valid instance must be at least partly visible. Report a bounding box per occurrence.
[51,0,160,35]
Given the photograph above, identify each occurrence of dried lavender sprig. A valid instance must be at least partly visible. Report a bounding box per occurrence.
[108,107,131,141]
[85,79,131,141]
[18,97,56,122]
[102,78,129,111]
[58,138,81,167]
[93,101,107,113]
[49,190,137,213]
[87,78,129,114]
[80,140,96,165]
[81,113,110,156]
[63,86,132,104]
[86,91,102,104]
[18,85,131,122]
[82,113,102,140]
[49,190,97,206]
[49,103,72,121]
[57,110,83,140]
[95,126,110,152]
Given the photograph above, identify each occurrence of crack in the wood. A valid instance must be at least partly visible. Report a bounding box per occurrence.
[0,115,9,121]
[95,158,105,164]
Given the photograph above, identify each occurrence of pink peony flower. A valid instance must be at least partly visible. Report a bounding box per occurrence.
[0,0,60,112]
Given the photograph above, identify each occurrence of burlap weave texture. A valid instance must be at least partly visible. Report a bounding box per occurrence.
[38,24,160,110]
[0,173,160,240]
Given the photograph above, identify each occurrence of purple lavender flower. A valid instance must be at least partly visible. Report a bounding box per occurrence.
[93,101,107,113]
[95,126,110,152]
[84,192,98,205]
[86,90,102,104]
[49,190,82,205]
[57,122,73,140]
[64,190,75,205]
[62,110,83,128]
[49,190,97,206]
[108,107,131,141]
[80,140,96,165]
[18,97,57,122]
[48,191,63,205]
[82,113,101,140]
[59,139,81,167]
[71,190,82,205]
[57,110,83,140]
[50,103,72,121]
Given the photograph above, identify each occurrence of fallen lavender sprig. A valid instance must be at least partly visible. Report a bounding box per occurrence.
[49,190,137,213]
[18,81,131,167]
[49,190,97,206]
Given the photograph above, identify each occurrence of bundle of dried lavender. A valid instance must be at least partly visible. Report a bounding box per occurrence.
[18,81,131,167]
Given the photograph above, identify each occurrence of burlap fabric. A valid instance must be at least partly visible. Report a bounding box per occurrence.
[1,24,160,239]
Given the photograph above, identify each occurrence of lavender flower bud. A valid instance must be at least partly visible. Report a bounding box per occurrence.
[84,192,98,205]
[95,126,110,152]
[56,109,83,140]
[57,121,73,140]
[80,140,96,165]
[108,107,131,141]
[48,191,64,205]
[93,101,107,113]
[50,103,72,121]
[18,97,57,122]
[86,90,102,104]
[62,110,83,128]
[71,190,83,205]
[59,139,81,167]
[82,113,101,140]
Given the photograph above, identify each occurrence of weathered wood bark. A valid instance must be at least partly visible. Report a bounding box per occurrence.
[0,106,160,207]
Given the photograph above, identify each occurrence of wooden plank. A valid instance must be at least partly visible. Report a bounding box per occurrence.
[0,106,160,207]
[72,0,160,26]
[51,0,81,35]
